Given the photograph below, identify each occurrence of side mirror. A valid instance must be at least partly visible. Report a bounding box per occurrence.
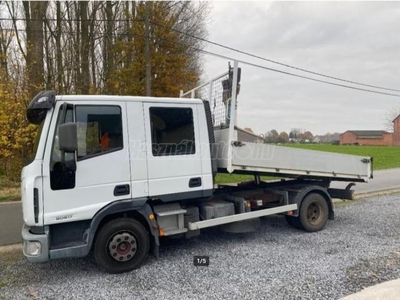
[59,123,77,152]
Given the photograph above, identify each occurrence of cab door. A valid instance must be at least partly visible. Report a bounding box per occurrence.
[143,102,203,200]
[42,100,131,224]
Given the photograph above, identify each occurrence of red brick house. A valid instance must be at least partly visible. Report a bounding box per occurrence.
[393,114,400,146]
[340,114,400,146]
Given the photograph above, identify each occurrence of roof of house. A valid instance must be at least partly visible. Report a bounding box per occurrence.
[235,126,264,142]
[342,130,390,139]
[393,114,400,122]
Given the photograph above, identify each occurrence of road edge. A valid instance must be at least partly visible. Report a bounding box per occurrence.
[0,200,21,205]
[0,243,22,253]
[355,188,400,199]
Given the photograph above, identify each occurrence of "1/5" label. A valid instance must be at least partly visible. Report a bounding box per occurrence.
[193,256,209,266]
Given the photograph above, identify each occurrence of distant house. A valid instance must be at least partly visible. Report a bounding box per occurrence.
[340,130,392,146]
[340,115,400,146]
[394,114,400,146]
[313,136,321,143]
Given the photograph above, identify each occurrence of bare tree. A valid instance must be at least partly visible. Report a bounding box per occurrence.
[79,0,90,93]
[384,107,400,132]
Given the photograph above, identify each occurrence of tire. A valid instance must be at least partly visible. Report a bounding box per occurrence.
[298,193,329,232]
[285,215,303,230]
[94,218,150,274]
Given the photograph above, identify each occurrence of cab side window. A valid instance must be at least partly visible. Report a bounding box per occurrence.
[50,105,75,190]
[75,106,123,160]
[150,107,195,156]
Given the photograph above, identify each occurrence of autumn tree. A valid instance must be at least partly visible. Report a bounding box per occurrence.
[384,107,400,132]
[0,0,209,180]
[265,129,279,143]
[0,67,37,178]
[289,128,303,139]
[106,1,208,96]
[278,131,289,143]
[301,131,314,142]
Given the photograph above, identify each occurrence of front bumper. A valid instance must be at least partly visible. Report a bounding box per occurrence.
[21,223,49,263]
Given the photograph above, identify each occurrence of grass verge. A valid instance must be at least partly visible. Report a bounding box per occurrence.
[0,177,20,202]
[215,173,276,184]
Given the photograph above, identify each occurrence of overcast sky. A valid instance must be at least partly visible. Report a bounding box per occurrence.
[199,1,400,136]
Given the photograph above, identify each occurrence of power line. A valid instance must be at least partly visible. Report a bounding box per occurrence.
[198,49,400,98]
[0,17,145,23]
[2,16,400,92]
[149,20,400,93]
[1,20,399,98]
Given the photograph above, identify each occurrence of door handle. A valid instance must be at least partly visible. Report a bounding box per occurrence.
[189,177,202,188]
[114,184,130,196]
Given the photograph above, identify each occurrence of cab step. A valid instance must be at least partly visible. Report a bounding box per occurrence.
[154,203,187,236]
[155,209,187,217]
[162,228,188,236]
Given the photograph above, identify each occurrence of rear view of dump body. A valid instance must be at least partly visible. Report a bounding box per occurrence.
[215,128,372,183]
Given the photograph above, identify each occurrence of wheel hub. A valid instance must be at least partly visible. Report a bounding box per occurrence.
[307,203,322,224]
[108,232,137,262]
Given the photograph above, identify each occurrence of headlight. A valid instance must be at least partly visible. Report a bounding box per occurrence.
[24,241,41,256]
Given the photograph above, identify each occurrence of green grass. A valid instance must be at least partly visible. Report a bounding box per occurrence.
[285,144,400,170]
[215,173,276,184]
[0,177,20,202]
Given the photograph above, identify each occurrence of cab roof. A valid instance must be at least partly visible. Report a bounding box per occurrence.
[56,95,203,105]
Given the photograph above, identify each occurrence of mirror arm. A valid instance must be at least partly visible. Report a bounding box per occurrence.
[61,150,66,171]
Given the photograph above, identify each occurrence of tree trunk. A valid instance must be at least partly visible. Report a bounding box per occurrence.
[23,1,48,98]
[144,1,151,96]
[56,1,63,93]
[79,1,90,94]
[103,1,114,92]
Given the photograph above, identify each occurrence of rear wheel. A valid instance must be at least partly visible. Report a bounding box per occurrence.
[94,218,150,273]
[298,193,329,232]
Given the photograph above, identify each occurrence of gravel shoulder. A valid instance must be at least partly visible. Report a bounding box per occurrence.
[1,194,400,300]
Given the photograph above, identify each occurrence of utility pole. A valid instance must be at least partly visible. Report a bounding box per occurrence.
[144,1,151,96]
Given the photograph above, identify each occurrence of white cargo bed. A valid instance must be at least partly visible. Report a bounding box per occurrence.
[181,65,372,183]
[215,128,372,182]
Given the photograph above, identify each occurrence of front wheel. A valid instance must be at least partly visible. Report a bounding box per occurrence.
[94,218,150,273]
[298,193,329,232]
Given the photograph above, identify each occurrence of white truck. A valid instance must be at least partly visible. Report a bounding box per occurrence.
[21,62,372,273]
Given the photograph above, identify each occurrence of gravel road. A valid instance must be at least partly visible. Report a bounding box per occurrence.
[1,194,400,300]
